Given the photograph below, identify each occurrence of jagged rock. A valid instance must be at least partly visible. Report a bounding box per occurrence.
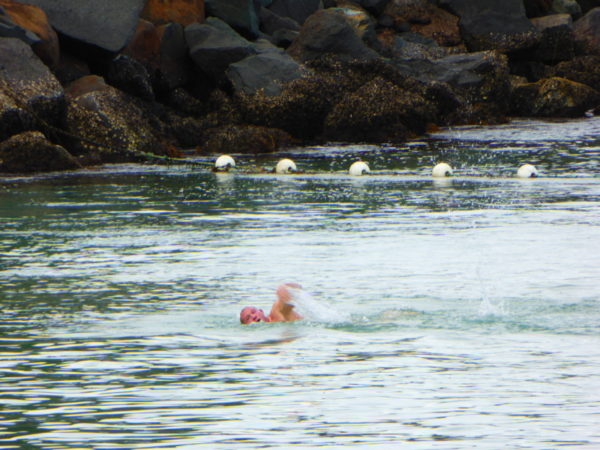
[20,0,146,53]
[0,38,65,141]
[573,7,600,55]
[142,0,205,26]
[510,76,600,117]
[1,0,59,68]
[205,0,260,39]
[440,0,540,53]
[66,84,167,163]
[323,77,421,143]
[384,0,461,46]
[185,17,257,79]
[287,9,379,63]
[546,55,600,90]
[107,55,155,100]
[201,124,293,154]
[268,0,322,26]
[0,131,81,173]
[531,14,575,63]
[226,52,306,96]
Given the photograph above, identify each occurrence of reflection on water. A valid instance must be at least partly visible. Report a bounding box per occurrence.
[1,118,600,448]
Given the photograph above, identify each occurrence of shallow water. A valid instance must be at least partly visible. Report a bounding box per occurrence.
[1,118,599,448]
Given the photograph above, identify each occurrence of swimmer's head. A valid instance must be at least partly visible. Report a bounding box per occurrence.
[240,306,269,324]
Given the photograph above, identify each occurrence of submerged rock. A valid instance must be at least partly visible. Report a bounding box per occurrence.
[0,130,81,173]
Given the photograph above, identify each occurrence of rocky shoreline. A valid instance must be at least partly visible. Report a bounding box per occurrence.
[1,0,599,174]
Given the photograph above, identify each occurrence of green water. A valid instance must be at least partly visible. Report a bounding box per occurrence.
[1,119,599,448]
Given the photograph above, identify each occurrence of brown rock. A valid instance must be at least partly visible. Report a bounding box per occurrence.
[0,130,81,173]
[0,0,59,68]
[547,55,600,90]
[123,19,161,67]
[201,124,293,154]
[142,0,205,26]
[510,76,600,117]
[65,75,111,99]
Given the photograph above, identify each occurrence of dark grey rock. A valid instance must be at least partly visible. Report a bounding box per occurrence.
[185,18,257,79]
[205,0,260,39]
[531,14,575,62]
[107,55,154,100]
[156,23,193,91]
[259,6,300,35]
[440,0,540,52]
[17,0,146,53]
[573,7,600,55]
[226,52,306,96]
[287,9,379,63]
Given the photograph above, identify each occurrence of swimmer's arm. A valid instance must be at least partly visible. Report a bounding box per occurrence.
[269,298,302,322]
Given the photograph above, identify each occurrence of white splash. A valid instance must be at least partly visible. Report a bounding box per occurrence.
[288,287,349,323]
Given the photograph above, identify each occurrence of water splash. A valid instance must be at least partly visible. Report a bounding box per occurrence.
[288,287,350,323]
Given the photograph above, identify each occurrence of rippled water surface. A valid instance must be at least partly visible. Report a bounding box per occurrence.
[1,119,600,448]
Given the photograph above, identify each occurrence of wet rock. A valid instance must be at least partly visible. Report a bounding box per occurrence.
[573,7,600,55]
[546,55,600,91]
[142,0,205,26]
[440,0,540,53]
[510,76,600,117]
[268,0,322,26]
[384,0,461,47]
[226,52,306,96]
[531,14,575,62]
[106,55,154,101]
[66,84,167,163]
[0,130,81,173]
[22,0,146,53]
[323,77,421,143]
[185,17,257,79]
[1,0,59,68]
[205,0,260,39]
[287,9,379,63]
[0,38,65,141]
[201,124,293,154]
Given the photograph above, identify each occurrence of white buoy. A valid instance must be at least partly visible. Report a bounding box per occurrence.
[349,161,370,176]
[432,162,453,177]
[214,154,235,172]
[516,164,538,178]
[275,158,297,174]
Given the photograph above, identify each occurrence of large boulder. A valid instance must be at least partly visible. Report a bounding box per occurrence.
[185,17,257,79]
[205,0,260,39]
[259,6,300,35]
[17,0,146,53]
[0,130,81,173]
[573,7,600,55]
[0,38,65,141]
[226,52,306,96]
[106,54,155,100]
[531,14,575,63]
[0,0,59,67]
[287,9,379,63]
[510,76,600,117]
[142,0,205,26]
[268,0,322,26]
[440,0,540,53]
[323,77,423,143]
[0,4,39,46]
[65,82,168,163]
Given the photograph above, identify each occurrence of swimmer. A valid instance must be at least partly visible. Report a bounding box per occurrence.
[240,282,304,324]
